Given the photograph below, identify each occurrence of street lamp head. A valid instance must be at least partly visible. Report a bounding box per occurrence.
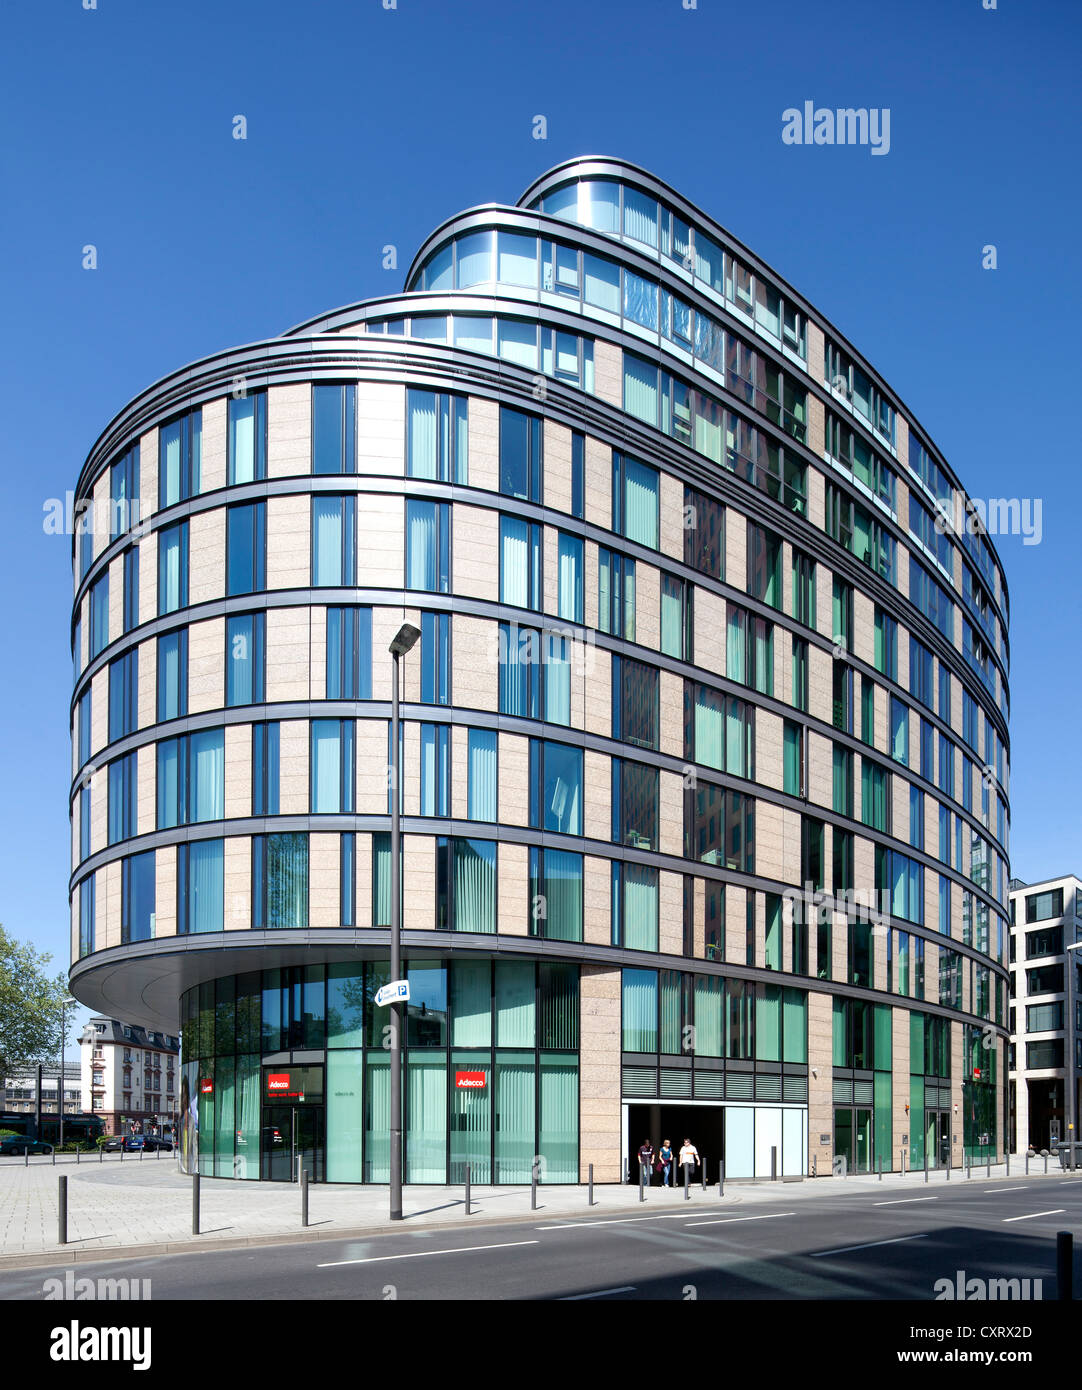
[389,622,422,657]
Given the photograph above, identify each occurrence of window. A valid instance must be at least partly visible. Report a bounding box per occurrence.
[530,740,583,835]
[79,785,91,861]
[1025,888,1064,923]
[122,547,140,633]
[437,838,497,933]
[683,486,724,578]
[529,847,582,941]
[890,698,909,764]
[406,389,467,482]
[498,623,570,724]
[326,607,372,699]
[312,497,357,586]
[874,607,897,680]
[833,660,853,733]
[420,612,451,705]
[500,517,542,609]
[159,409,201,507]
[311,720,355,814]
[612,862,658,951]
[499,407,542,502]
[312,384,356,475]
[860,676,876,746]
[937,733,954,798]
[1027,1040,1064,1070]
[684,684,754,777]
[107,753,137,845]
[726,605,773,694]
[406,500,450,592]
[909,637,934,710]
[79,874,95,957]
[612,452,659,549]
[157,729,225,828]
[597,547,635,639]
[1025,926,1063,959]
[225,613,266,706]
[802,816,824,891]
[158,522,189,615]
[252,834,308,930]
[685,784,754,872]
[110,443,140,540]
[612,655,659,750]
[833,828,854,895]
[156,630,188,722]
[783,720,805,797]
[557,533,584,623]
[467,729,497,822]
[938,947,963,1009]
[252,722,280,815]
[226,503,266,596]
[89,574,109,658]
[418,723,450,817]
[834,747,853,817]
[108,650,138,741]
[825,483,896,581]
[792,637,808,712]
[909,785,924,850]
[861,760,889,831]
[660,573,692,661]
[911,559,955,641]
[611,758,658,850]
[832,578,853,652]
[227,393,266,484]
[881,847,924,926]
[792,549,816,627]
[177,840,224,934]
[121,852,156,945]
[747,524,782,610]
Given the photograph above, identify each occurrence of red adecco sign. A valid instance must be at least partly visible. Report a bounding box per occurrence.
[200,1079,213,1095]
[267,1072,293,1095]
[455,1071,486,1090]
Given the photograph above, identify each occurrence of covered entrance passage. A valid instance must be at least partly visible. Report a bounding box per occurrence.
[625,1101,807,1181]
[627,1103,724,1183]
[261,1064,325,1181]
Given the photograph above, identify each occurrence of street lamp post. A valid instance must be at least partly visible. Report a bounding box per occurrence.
[388,622,421,1222]
[1065,940,1082,1165]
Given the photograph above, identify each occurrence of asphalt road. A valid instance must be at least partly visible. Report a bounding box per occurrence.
[3,1176,1079,1301]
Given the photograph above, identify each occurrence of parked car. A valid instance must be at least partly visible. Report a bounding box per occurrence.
[0,1136,53,1156]
[102,1134,145,1152]
[141,1135,173,1152]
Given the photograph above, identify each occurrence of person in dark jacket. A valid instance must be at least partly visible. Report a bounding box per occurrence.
[637,1138,655,1185]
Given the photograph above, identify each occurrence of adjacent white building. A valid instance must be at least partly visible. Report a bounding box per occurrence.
[1009,874,1082,1150]
[78,1017,180,1136]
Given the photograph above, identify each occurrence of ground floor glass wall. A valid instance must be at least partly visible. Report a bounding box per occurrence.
[179,957,579,1183]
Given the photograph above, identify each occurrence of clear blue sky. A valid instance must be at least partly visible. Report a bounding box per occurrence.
[1,0,1078,1049]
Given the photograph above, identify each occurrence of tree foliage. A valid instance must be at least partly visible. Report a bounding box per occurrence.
[0,925,70,1074]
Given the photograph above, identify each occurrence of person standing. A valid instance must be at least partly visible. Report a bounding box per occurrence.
[658,1139,674,1186]
[637,1137,655,1186]
[678,1137,699,1186]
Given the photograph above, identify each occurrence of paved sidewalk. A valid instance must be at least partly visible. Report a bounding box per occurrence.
[0,1152,1070,1268]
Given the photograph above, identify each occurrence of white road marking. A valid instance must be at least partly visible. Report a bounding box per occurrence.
[810,1234,927,1258]
[1059,1180,1082,1186]
[317,1239,539,1266]
[983,1186,1029,1194]
[684,1213,794,1228]
[537,1212,714,1230]
[559,1286,636,1299]
[1003,1210,1065,1223]
[873,1197,938,1206]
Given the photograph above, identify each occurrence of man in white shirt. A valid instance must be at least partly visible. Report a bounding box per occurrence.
[678,1138,699,1184]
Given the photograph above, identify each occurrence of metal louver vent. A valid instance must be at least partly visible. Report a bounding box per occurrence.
[756,1075,782,1100]
[622,1067,656,1098]
[694,1071,724,1099]
[783,1075,808,1102]
[660,1069,692,1098]
[833,1078,853,1103]
[854,1080,874,1105]
[726,1074,754,1099]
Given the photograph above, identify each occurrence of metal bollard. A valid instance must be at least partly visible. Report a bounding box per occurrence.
[967,1157,971,1180]
[1045,1153,1049,1175]
[531,1164,538,1211]
[76,1149,80,1166]
[683,1162,690,1201]
[1025,1151,1030,1176]
[987,1154,991,1179]
[770,1146,777,1181]
[718,1159,725,1197]
[639,1163,645,1202]
[924,1148,929,1184]
[812,1153,817,1177]
[1006,1151,1010,1177]
[139,1146,143,1161]
[701,1156,706,1192]
[901,1150,906,1177]
[588,1163,594,1207]
[1058,1231,1074,1302]
[24,1149,28,1168]
[878,1156,882,1182]
[192,1174,200,1235]
[301,1167,309,1228]
[99,1145,103,1164]
[465,1162,471,1216]
[58,1176,67,1246]
[120,1146,123,1163]
[946,1150,951,1181]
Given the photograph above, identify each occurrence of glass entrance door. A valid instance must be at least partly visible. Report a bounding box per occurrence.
[834,1107,873,1174]
[261,1104,325,1181]
[854,1107,872,1174]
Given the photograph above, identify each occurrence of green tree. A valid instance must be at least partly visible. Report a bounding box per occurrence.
[0,925,69,1076]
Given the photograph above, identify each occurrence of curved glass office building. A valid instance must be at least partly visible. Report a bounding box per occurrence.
[69,157,1011,1183]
